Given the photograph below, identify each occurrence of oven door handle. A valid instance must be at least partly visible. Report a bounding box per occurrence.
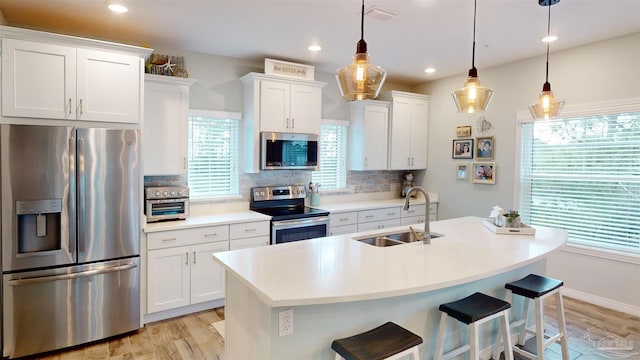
[272,216,330,230]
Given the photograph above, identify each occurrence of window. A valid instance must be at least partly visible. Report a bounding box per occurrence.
[516,99,640,256]
[312,120,349,190]
[188,110,240,199]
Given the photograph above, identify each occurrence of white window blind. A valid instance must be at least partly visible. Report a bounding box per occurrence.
[188,110,240,199]
[518,110,640,255]
[312,121,348,190]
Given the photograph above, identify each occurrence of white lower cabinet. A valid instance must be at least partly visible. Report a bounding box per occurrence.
[230,220,270,249]
[329,211,358,236]
[146,225,229,314]
[357,207,401,232]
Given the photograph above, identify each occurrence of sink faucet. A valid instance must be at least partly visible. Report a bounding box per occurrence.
[403,186,431,244]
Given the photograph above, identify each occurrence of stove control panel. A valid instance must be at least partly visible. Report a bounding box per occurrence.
[252,185,306,201]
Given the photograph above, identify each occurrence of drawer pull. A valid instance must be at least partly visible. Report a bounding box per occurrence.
[365,215,374,219]
[244,228,257,232]
[162,237,177,242]
[204,233,218,238]
[387,212,397,216]
[339,217,349,221]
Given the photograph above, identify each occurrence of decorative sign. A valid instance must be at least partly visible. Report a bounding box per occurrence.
[265,58,315,80]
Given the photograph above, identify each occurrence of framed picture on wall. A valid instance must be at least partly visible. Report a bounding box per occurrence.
[476,136,494,160]
[456,126,472,137]
[472,162,496,184]
[452,139,474,159]
[456,163,468,181]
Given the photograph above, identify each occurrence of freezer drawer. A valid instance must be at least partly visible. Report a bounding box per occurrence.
[2,257,140,358]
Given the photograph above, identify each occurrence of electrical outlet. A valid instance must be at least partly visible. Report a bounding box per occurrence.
[278,308,294,336]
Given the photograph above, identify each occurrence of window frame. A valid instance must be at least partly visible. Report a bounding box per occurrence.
[514,98,640,263]
[187,109,242,201]
[312,119,350,192]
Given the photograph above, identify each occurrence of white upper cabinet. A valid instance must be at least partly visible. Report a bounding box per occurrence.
[380,91,430,170]
[1,27,150,124]
[348,100,390,171]
[143,74,195,175]
[241,72,326,173]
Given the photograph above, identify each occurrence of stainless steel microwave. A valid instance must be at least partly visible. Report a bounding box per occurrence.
[261,132,319,170]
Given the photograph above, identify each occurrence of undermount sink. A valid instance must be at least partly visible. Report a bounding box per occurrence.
[354,230,445,247]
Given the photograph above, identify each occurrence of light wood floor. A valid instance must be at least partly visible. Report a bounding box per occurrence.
[24,297,639,360]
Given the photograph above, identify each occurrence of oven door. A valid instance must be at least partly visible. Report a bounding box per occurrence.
[271,216,330,245]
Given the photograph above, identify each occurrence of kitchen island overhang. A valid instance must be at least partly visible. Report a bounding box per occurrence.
[214,216,567,359]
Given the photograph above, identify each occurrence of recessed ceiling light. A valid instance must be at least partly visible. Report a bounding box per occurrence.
[107,1,128,13]
[308,44,322,52]
[424,67,436,74]
[542,35,558,43]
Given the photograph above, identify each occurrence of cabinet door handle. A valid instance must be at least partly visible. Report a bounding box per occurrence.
[183,157,187,170]
[364,158,368,167]
[162,237,177,242]
[68,98,72,115]
[79,99,83,115]
[291,118,295,129]
[408,157,411,166]
[185,252,189,265]
[193,251,196,264]
[286,118,290,129]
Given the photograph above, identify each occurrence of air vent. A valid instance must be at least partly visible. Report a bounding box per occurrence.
[365,7,396,21]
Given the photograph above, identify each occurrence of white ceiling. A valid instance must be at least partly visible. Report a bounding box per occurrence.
[0,0,638,84]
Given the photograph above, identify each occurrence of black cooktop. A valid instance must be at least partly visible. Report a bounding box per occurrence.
[252,206,329,221]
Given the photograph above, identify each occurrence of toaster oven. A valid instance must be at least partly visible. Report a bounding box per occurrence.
[145,186,189,222]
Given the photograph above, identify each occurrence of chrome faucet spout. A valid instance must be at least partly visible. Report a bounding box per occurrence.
[403,186,431,244]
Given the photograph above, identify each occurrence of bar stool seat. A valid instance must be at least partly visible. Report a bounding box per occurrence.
[494,274,569,360]
[435,292,513,360]
[331,321,423,360]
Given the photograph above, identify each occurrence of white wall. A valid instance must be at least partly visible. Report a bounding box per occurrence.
[413,33,640,314]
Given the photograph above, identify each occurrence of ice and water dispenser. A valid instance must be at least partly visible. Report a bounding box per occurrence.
[15,199,62,254]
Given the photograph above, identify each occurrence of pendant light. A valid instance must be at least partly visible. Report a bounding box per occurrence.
[529,0,564,120]
[336,0,387,101]
[452,0,494,113]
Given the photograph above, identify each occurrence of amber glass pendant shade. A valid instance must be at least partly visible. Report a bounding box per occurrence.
[452,68,494,113]
[336,0,387,101]
[529,82,564,120]
[336,51,387,101]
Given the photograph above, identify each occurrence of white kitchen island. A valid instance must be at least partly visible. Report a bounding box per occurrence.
[213,216,567,359]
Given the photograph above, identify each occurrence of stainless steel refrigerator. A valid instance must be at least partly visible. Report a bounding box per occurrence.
[0,124,141,358]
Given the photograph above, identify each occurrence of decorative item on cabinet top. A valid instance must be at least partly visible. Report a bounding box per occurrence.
[146,53,189,78]
[265,58,315,81]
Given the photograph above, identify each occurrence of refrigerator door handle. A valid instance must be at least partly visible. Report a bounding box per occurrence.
[7,263,137,285]
[69,134,77,257]
[77,137,85,253]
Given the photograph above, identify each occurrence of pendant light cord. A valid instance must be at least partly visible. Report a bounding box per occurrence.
[360,0,365,41]
[471,0,477,69]
[545,3,551,83]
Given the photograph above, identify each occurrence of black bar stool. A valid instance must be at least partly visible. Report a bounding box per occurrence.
[435,292,514,360]
[493,274,569,360]
[331,321,423,360]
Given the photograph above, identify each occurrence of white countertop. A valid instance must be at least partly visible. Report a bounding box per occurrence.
[143,191,438,232]
[316,192,437,213]
[213,216,567,307]
[144,211,270,233]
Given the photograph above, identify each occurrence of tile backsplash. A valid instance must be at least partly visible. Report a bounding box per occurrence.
[144,169,423,203]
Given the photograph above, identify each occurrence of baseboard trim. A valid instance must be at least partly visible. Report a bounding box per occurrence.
[143,298,225,323]
[562,287,640,317]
